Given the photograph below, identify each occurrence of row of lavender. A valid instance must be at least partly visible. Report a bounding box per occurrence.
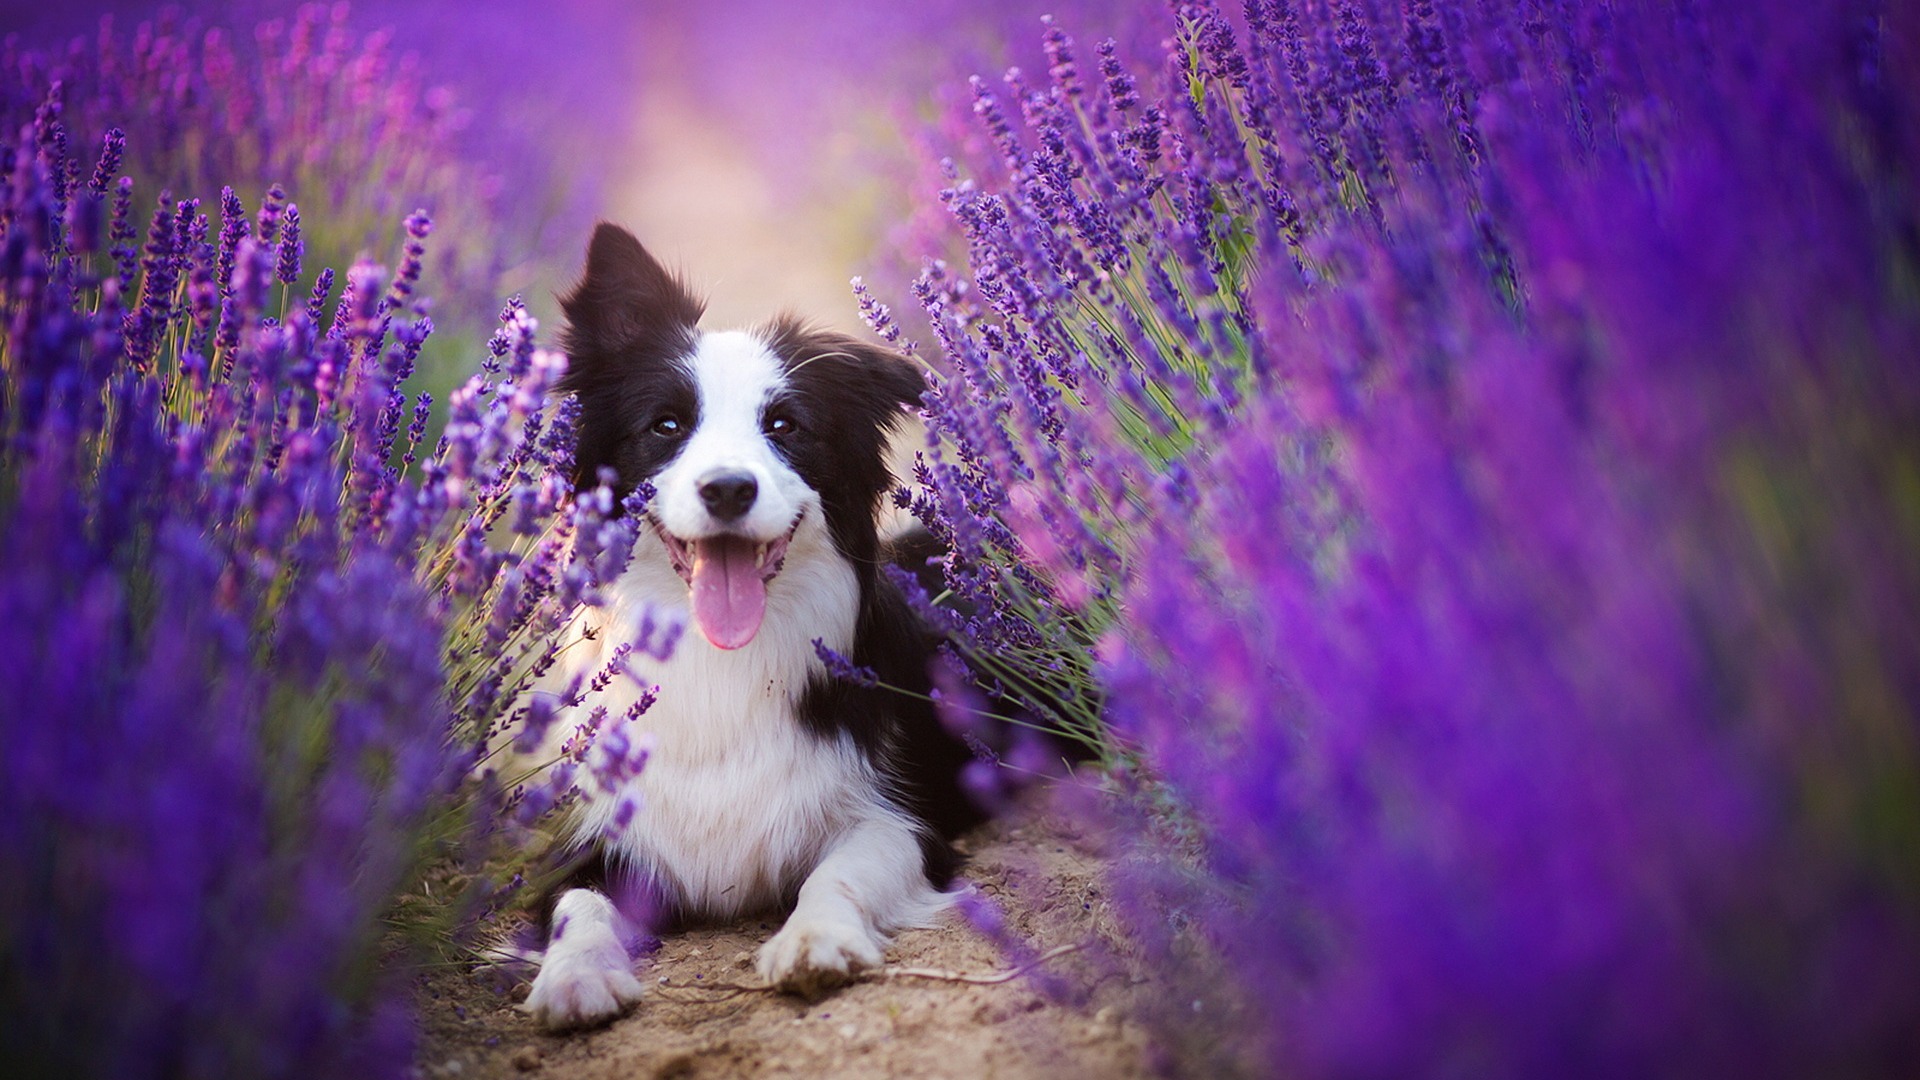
[0,2,592,396]
[898,0,1919,1074]
[0,43,657,1077]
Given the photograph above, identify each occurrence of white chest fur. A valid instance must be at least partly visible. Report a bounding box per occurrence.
[561,528,885,921]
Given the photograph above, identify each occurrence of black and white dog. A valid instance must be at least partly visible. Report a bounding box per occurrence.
[521,224,980,1030]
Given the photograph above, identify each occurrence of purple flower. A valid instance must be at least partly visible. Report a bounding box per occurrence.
[387,209,432,311]
[812,638,880,688]
[895,1,1920,1075]
[276,203,303,285]
[87,126,125,197]
[0,38,634,1074]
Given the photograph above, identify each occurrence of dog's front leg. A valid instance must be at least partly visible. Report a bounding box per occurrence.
[757,815,949,996]
[525,887,646,1030]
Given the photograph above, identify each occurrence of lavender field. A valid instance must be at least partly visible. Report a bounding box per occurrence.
[2,1,1916,1077]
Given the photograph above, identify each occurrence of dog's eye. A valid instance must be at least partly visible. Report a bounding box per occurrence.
[764,414,797,437]
[651,416,683,437]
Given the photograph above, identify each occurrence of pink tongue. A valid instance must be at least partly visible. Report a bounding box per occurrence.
[690,536,767,650]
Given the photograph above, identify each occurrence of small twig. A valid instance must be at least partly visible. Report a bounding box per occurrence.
[649,981,763,1001]
[652,942,1084,996]
[881,943,1083,985]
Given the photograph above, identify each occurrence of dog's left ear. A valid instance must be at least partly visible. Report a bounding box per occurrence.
[838,336,928,417]
[765,318,927,424]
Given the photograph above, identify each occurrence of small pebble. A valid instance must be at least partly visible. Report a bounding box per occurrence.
[509,982,531,1003]
[510,1046,543,1072]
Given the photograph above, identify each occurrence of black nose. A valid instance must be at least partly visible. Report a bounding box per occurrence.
[697,470,758,521]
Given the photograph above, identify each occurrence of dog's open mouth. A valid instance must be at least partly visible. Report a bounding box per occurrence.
[657,512,801,650]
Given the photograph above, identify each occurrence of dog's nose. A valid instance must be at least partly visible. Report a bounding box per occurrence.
[697,469,758,521]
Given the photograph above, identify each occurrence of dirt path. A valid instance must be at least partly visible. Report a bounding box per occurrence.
[414,811,1153,1080]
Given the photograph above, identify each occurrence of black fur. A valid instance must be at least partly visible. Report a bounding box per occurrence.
[758,316,927,571]
[794,579,984,889]
[557,223,706,499]
[757,316,983,885]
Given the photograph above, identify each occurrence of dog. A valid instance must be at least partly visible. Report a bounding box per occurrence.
[519,224,983,1030]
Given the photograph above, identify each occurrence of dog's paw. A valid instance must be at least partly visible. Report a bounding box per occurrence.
[524,951,644,1031]
[756,915,886,998]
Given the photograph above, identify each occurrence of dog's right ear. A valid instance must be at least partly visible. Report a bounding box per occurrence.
[558,223,705,364]
[557,225,705,495]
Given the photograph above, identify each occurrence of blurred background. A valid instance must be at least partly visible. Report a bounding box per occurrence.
[0,0,1170,332]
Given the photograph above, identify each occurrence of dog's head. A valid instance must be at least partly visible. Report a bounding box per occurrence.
[557,224,925,650]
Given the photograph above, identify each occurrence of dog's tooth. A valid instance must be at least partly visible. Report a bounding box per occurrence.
[755,542,769,568]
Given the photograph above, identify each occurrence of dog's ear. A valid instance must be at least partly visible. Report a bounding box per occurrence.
[764,318,927,425]
[556,225,704,495]
[558,223,704,364]
[827,335,927,420]
[854,339,929,414]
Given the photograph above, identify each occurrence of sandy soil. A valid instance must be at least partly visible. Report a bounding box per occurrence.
[413,810,1154,1080]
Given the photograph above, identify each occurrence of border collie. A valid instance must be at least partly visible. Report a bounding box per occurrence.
[520,224,980,1030]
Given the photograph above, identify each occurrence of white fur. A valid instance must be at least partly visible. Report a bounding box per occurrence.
[523,329,950,1029]
[756,814,951,995]
[524,888,644,1029]
[650,330,812,546]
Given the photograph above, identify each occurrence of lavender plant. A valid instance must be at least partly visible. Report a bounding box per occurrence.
[887,3,1273,754]
[0,51,653,1077]
[899,0,1920,1073]
[0,3,537,370]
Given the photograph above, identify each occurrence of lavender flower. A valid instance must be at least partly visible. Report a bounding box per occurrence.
[87,126,123,196]
[0,35,654,1075]
[813,638,880,688]
[896,0,1920,1074]
[0,6,522,336]
[276,203,303,285]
